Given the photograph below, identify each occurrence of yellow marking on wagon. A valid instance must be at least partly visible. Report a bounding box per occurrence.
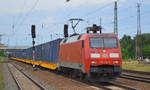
[9,57,58,70]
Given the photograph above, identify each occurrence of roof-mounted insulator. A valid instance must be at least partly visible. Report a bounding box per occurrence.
[86,24,102,34]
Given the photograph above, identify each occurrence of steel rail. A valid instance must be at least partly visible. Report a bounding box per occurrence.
[10,63,46,90]
[108,82,140,90]
[123,70,150,75]
[7,63,22,90]
[121,74,150,83]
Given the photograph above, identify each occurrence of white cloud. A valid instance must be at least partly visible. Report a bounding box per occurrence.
[0,0,119,13]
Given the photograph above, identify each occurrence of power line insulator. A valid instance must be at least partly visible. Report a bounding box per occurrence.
[86,24,102,34]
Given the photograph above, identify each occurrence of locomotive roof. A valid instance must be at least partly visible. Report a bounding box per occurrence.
[60,33,118,45]
[83,33,117,37]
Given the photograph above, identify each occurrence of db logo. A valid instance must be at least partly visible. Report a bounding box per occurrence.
[102,54,108,58]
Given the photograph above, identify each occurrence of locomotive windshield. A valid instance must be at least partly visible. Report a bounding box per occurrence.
[90,37,118,48]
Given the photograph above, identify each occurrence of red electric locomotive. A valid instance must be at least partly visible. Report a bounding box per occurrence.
[59,24,122,82]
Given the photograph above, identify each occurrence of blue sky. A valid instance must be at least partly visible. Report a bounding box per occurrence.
[0,0,150,46]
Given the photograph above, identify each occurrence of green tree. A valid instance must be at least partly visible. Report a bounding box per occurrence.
[0,50,5,57]
[120,34,150,59]
[141,34,150,58]
[120,35,135,59]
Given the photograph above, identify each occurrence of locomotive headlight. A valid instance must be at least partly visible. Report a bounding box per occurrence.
[113,60,119,64]
[91,61,97,64]
[90,53,100,58]
[110,53,119,58]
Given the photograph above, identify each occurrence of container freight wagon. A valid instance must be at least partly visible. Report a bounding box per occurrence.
[10,39,62,70]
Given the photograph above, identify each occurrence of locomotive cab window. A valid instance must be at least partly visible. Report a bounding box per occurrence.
[104,38,118,48]
[90,38,103,48]
[90,37,118,48]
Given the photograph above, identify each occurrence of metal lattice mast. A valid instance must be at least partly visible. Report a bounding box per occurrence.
[136,3,142,59]
[137,3,141,35]
[114,1,118,35]
[0,34,2,44]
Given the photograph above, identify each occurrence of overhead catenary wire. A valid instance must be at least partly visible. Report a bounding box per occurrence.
[80,0,130,21]
[62,1,114,25]
[8,0,40,46]
[119,8,150,24]
[118,1,150,23]
[84,2,128,25]
[69,1,115,32]
[16,0,40,31]
[14,0,27,26]
[11,0,150,32]
[64,1,82,19]
[3,0,150,46]
[83,2,113,18]
[82,0,147,26]
[106,3,150,27]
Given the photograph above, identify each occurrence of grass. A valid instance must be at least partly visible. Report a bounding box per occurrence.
[122,60,150,72]
[0,63,4,90]
[0,56,6,90]
[0,57,8,61]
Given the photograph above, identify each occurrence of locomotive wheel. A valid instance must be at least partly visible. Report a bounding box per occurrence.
[78,72,85,80]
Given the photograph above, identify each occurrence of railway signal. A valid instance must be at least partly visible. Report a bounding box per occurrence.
[66,0,70,2]
[31,25,36,68]
[31,25,36,38]
[64,24,69,38]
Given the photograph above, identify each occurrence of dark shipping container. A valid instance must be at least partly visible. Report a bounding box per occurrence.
[11,39,62,63]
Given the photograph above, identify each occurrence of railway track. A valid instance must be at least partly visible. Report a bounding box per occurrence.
[121,74,150,83]
[7,63,21,90]
[7,63,45,90]
[123,70,150,75]
[105,82,139,90]
[122,70,150,83]
[94,82,139,90]
[12,62,140,90]
[63,78,139,90]
[61,73,139,90]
